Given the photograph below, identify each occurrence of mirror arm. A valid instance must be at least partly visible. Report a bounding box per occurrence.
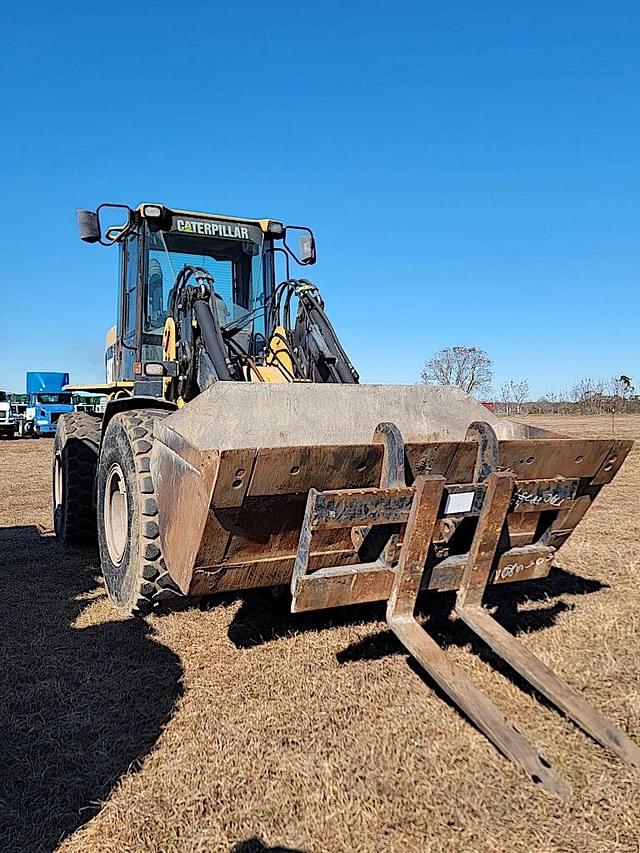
[96,202,134,246]
[102,223,132,245]
[269,245,291,283]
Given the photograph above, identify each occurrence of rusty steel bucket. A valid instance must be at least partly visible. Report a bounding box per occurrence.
[149,382,638,794]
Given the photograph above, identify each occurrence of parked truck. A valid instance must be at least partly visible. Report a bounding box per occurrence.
[22,372,74,437]
[0,390,17,438]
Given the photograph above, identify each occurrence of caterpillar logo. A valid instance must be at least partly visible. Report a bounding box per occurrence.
[175,218,250,239]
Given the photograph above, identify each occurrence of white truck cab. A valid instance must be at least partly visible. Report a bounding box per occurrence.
[0,390,17,438]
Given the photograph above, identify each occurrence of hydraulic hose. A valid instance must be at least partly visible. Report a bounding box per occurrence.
[300,290,359,384]
[192,298,237,381]
[273,279,359,384]
[169,265,241,383]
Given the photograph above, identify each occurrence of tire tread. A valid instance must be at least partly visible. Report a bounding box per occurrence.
[53,412,102,545]
[109,409,185,616]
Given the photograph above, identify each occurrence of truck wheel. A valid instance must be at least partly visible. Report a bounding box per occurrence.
[96,409,185,616]
[53,412,102,544]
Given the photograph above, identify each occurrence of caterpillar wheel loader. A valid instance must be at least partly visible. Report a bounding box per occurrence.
[53,202,639,796]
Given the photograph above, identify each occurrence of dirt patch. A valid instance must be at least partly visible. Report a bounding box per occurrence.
[0,421,638,853]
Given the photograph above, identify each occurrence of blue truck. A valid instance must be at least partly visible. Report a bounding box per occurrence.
[22,372,74,437]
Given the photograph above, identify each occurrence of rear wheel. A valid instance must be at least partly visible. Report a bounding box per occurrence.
[97,409,185,616]
[53,412,102,544]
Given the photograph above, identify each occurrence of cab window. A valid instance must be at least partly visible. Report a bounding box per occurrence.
[124,235,139,336]
[146,250,235,334]
[144,229,265,339]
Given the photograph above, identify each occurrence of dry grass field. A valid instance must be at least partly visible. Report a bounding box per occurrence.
[1,415,639,853]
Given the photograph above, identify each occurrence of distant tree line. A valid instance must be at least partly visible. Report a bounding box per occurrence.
[420,346,637,415]
[529,375,637,415]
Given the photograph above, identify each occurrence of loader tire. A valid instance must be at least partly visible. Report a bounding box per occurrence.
[97,409,186,616]
[53,411,102,545]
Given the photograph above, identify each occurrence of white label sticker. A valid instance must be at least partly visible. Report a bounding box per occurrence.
[444,491,475,515]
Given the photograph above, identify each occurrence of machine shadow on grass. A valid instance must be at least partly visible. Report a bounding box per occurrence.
[0,525,183,853]
[223,564,605,655]
[230,839,307,853]
[222,565,605,739]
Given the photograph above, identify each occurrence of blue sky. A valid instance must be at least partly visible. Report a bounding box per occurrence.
[0,1,637,398]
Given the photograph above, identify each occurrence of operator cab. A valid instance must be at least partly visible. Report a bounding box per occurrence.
[76,202,320,391]
[107,206,277,380]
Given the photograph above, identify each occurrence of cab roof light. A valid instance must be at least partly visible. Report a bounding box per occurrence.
[143,205,163,218]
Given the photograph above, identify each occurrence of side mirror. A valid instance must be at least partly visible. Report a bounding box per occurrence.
[76,203,132,245]
[77,209,101,243]
[283,225,317,266]
[298,234,316,265]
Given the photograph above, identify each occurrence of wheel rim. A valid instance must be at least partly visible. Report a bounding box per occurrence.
[54,453,63,509]
[104,463,129,565]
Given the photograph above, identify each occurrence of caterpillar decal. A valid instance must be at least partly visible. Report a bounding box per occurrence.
[174,218,250,239]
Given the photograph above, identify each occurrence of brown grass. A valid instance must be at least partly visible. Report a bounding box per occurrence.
[0,417,639,853]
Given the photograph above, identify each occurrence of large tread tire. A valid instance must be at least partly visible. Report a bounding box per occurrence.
[97,409,185,616]
[53,412,102,545]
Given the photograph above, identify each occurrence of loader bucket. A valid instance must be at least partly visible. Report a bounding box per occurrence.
[150,383,638,794]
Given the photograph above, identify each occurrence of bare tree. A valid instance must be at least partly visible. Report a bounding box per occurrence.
[420,346,493,398]
[569,383,581,406]
[500,382,512,414]
[510,380,530,414]
[609,374,634,413]
[558,387,571,415]
[499,379,530,414]
[571,377,594,413]
[592,378,606,414]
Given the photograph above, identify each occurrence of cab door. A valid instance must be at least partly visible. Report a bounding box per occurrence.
[117,232,141,381]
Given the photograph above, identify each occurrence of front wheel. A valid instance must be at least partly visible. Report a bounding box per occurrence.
[96,409,185,616]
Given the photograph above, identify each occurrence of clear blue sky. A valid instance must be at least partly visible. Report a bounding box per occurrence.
[0,1,637,398]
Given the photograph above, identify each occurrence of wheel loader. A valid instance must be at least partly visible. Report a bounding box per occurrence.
[53,202,639,796]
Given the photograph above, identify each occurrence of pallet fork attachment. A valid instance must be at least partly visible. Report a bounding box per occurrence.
[291,422,640,796]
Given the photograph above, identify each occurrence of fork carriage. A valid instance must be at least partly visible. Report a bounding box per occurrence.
[151,410,639,796]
